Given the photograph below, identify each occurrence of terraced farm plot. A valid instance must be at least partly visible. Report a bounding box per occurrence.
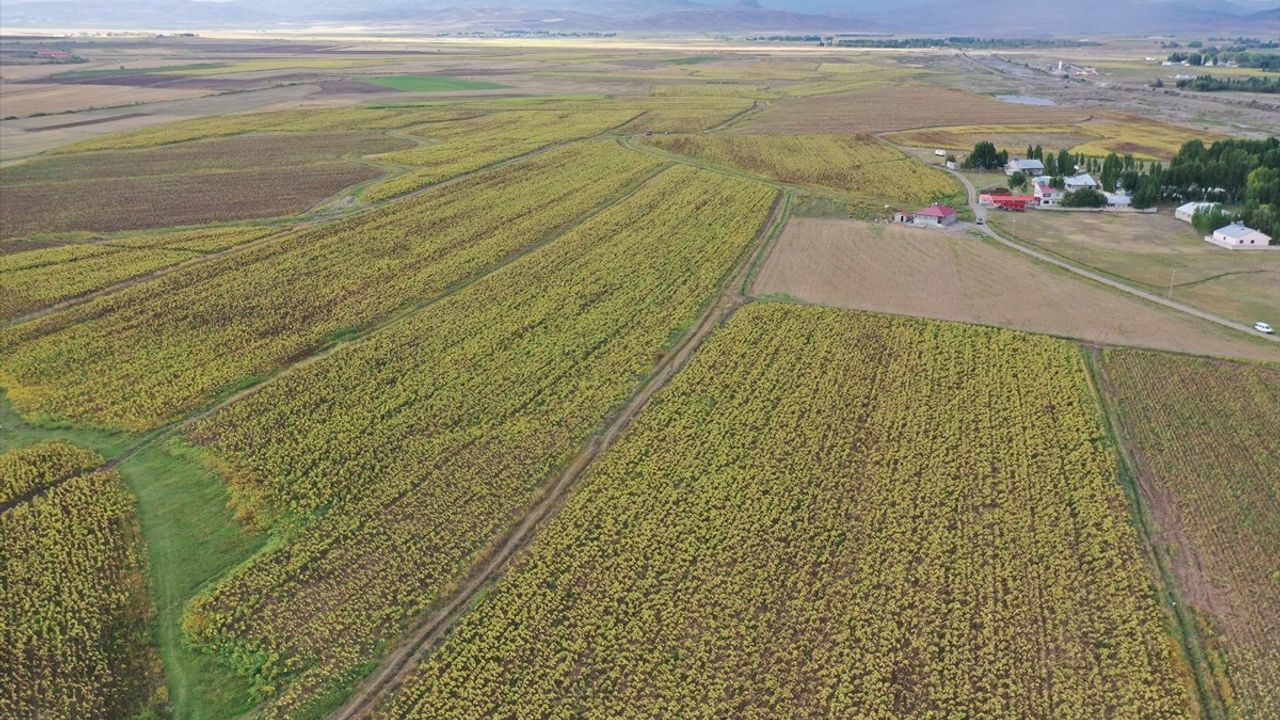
[364,109,639,200]
[643,133,962,204]
[0,227,277,321]
[380,303,1191,719]
[1101,350,1280,718]
[0,141,665,430]
[740,84,1091,135]
[989,210,1280,329]
[0,132,410,237]
[753,218,1278,363]
[176,165,777,718]
[0,443,162,720]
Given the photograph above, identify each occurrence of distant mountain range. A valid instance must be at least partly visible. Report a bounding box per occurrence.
[1,0,1276,36]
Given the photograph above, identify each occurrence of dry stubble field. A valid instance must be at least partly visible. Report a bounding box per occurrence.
[753,218,1277,363]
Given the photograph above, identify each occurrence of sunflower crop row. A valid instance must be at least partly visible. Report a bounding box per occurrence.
[0,141,664,430]
[363,109,641,201]
[644,133,962,204]
[1103,349,1280,718]
[178,165,777,718]
[0,442,162,719]
[381,304,1192,720]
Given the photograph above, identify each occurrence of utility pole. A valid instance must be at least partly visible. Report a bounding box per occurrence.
[1168,269,1176,299]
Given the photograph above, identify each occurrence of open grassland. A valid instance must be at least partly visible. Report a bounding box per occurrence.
[177,166,776,718]
[161,57,394,76]
[365,108,639,200]
[886,114,1221,161]
[1101,351,1280,718]
[0,141,665,430]
[989,211,1280,328]
[0,227,277,321]
[0,443,163,720]
[643,133,962,205]
[753,219,1277,363]
[0,132,409,237]
[741,84,1091,135]
[381,303,1192,719]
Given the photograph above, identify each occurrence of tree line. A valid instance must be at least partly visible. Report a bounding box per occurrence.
[1175,75,1280,94]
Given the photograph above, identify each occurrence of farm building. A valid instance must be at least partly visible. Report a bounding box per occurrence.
[1105,192,1131,209]
[991,195,1034,211]
[1006,158,1044,176]
[1175,202,1217,223]
[1064,174,1100,191]
[1207,222,1272,249]
[1033,181,1064,207]
[895,204,958,227]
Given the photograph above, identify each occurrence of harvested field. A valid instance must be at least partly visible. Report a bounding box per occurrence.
[0,83,209,118]
[1101,350,1280,718]
[740,84,1090,135]
[23,112,150,131]
[753,218,1277,363]
[989,211,1280,328]
[0,132,409,237]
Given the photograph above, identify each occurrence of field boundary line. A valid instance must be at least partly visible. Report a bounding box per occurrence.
[1082,347,1228,720]
[326,189,789,720]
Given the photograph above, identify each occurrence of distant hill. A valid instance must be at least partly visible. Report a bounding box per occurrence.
[0,0,1276,34]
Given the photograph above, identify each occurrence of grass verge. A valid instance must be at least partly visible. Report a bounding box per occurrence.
[115,439,267,720]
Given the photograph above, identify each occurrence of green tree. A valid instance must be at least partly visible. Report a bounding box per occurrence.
[1061,188,1107,208]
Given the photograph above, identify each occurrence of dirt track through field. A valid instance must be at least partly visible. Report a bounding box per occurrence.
[326,191,790,720]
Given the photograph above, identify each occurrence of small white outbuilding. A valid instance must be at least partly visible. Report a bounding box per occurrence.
[1175,202,1217,223]
[1208,222,1271,249]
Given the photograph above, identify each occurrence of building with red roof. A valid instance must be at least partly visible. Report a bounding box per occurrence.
[895,203,958,228]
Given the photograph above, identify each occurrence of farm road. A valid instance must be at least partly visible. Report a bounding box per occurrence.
[946,168,1280,353]
[327,191,791,720]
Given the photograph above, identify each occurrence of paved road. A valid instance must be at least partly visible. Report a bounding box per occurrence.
[947,169,1280,350]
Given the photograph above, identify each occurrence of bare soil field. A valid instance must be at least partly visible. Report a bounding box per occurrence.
[754,218,1277,363]
[990,210,1280,329]
[0,83,210,118]
[738,84,1091,135]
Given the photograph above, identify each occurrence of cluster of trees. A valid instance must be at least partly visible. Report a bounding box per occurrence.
[1166,50,1280,71]
[831,37,1095,49]
[1172,138,1280,240]
[965,142,1159,206]
[960,138,1279,232]
[1175,75,1280,94]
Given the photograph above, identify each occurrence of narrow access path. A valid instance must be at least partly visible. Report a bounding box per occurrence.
[945,167,1279,349]
[328,191,792,720]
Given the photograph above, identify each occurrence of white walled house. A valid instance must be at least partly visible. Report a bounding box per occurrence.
[895,204,958,227]
[1176,202,1217,223]
[1034,181,1064,206]
[1208,223,1272,249]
